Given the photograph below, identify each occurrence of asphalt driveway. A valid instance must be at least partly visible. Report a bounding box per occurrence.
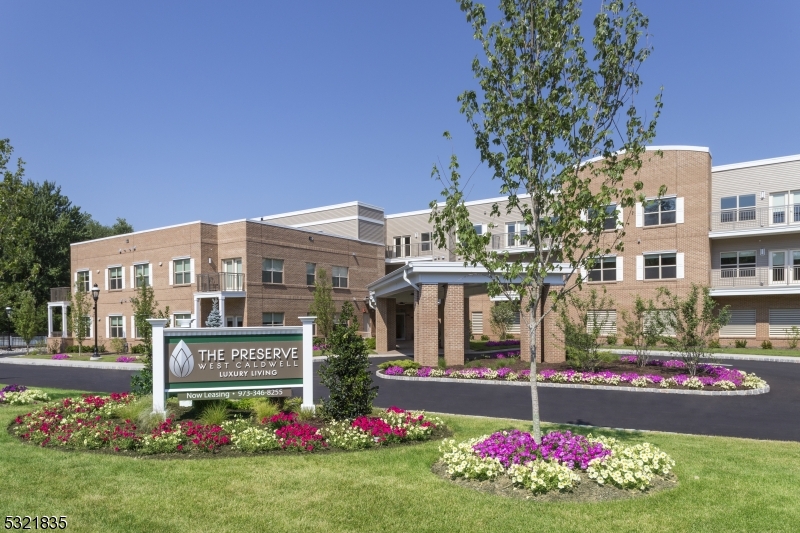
[3,356,797,441]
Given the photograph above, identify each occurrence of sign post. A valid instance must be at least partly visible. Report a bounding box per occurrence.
[148,317,316,416]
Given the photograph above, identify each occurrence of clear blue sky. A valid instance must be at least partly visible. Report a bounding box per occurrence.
[2,1,798,231]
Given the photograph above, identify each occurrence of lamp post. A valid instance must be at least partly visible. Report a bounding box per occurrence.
[90,284,100,361]
[5,307,11,351]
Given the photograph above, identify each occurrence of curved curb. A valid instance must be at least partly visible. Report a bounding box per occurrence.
[375,371,770,396]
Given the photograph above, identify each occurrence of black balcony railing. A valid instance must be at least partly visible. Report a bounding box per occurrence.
[196,273,245,292]
[50,287,71,302]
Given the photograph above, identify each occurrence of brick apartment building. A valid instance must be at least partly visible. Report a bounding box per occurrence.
[48,147,800,362]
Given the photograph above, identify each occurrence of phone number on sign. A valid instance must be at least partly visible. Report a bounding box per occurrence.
[5,517,67,529]
[235,389,287,397]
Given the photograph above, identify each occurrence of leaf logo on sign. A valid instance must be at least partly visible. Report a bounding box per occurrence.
[169,340,194,378]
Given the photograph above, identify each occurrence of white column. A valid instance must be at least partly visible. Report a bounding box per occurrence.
[61,304,69,338]
[147,318,169,415]
[47,306,53,337]
[299,316,316,412]
[219,296,226,326]
[194,297,200,328]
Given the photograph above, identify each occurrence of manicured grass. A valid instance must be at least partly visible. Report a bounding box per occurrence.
[469,340,520,352]
[2,386,800,532]
[611,345,800,358]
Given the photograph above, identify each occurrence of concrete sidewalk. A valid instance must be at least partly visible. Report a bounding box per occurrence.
[0,356,144,371]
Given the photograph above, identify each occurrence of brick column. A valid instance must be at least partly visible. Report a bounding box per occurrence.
[520,294,531,362]
[444,284,465,366]
[464,295,471,352]
[415,284,439,367]
[376,298,396,354]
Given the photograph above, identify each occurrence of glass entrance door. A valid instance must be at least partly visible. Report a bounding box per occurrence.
[222,259,243,291]
[771,251,786,284]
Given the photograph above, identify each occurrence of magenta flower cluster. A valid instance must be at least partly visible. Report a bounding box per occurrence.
[115,356,137,363]
[51,354,70,360]
[2,384,27,393]
[618,356,748,386]
[472,430,610,470]
[484,340,521,347]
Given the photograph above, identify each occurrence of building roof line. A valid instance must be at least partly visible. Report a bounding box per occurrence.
[254,200,384,221]
[712,153,800,172]
[70,221,207,246]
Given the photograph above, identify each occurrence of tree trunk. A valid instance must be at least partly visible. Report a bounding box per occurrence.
[529,320,541,442]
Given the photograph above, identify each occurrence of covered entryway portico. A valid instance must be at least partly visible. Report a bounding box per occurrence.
[367,262,569,366]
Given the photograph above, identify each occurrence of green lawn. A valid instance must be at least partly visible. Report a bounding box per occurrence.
[2,386,800,532]
[612,345,800,358]
[469,340,520,352]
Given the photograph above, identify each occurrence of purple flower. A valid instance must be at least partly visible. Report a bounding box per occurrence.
[384,366,405,376]
[1,384,27,393]
[51,354,70,360]
[116,356,137,363]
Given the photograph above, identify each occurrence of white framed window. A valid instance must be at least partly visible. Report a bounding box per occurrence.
[639,252,683,280]
[720,310,756,338]
[589,204,618,230]
[471,311,483,334]
[173,258,192,285]
[643,197,677,226]
[134,263,150,288]
[109,315,125,338]
[77,270,90,292]
[420,232,432,252]
[720,251,756,278]
[392,236,411,258]
[80,316,92,338]
[506,222,528,247]
[109,267,123,290]
[262,312,284,326]
[306,263,316,286]
[332,266,348,288]
[587,310,617,335]
[174,313,192,328]
[262,258,284,284]
[720,194,756,223]
[770,192,787,225]
[588,256,620,282]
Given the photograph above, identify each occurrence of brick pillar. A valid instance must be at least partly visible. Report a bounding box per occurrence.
[520,294,531,362]
[543,286,565,362]
[464,295,471,352]
[444,284,465,366]
[376,298,396,353]
[415,284,439,367]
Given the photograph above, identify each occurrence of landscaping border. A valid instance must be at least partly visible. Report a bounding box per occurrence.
[0,357,143,371]
[606,349,800,364]
[375,371,770,396]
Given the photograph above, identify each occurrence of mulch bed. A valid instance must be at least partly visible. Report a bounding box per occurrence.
[431,460,678,502]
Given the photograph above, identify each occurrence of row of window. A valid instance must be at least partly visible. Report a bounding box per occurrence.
[721,191,800,224]
[586,253,686,282]
[262,260,349,288]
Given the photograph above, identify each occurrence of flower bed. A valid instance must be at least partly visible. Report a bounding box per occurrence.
[439,430,675,495]
[9,394,445,456]
[51,353,70,360]
[115,356,138,363]
[0,385,50,406]
[382,356,767,391]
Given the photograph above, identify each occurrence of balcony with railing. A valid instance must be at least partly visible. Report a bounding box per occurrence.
[710,205,800,234]
[50,287,71,302]
[710,266,800,290]
[196,272,246,292]
[490,233,551,251]
[385,234,553,261]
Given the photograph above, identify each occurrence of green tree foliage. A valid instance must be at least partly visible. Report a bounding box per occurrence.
[490,300,519,340]
[69,281,92,355]
[620,295,666,367]
[556,288,614,372]
[660,285,730,377]
[309,268,335,340]
[205,298,222,327]
[86,217,134,240]
[429,0,661,441]
[10,290,46,353]
[130,278,170,394]
[318,302,377,420]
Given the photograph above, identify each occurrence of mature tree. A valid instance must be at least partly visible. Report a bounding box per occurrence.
[430,0,662,441]
[69,281,92,355]
[309,268,335,340]
[490,300,519,340]
[620,294,666,367]
[319,301,377,419]
[85,217,134,240]
[10,290,46,353]
[661,285,730,376]
[130,279,170,394]
[205,298,222,327]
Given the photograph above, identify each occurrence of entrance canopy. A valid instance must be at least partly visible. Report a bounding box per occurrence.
[367,261,573,303]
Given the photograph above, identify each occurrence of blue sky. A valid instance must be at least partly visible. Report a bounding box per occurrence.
[1,1,798,231]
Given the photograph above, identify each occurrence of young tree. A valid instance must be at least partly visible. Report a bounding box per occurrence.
[660,284,730,376]
[205,298,222,327]
[490,300,519,340]
[69,281,92,355]
[11,290,45,354]
[309,268,335,340]
[430,0,661,441]
[130,278,170,394]
[556,288,614,372]
[620,294,666,367]
[318,301,378,419]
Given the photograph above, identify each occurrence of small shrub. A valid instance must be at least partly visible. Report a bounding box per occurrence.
[131,344,148,354]
[788,326,800,349]
[377,359,420,370]
[284,397,302,413]
[735,339,747,349]
[623,336,635,346]
[115,395,153,422]
[506,334,515,340]
[761,340,773,350]
[365,337,376,350]
[606,335,618,345]
[198,402,229,426]
[251,399,279,421]
[298,406,316,421]
[708,339,721,349]
[110,338,126,354]
[480,335,489,341]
